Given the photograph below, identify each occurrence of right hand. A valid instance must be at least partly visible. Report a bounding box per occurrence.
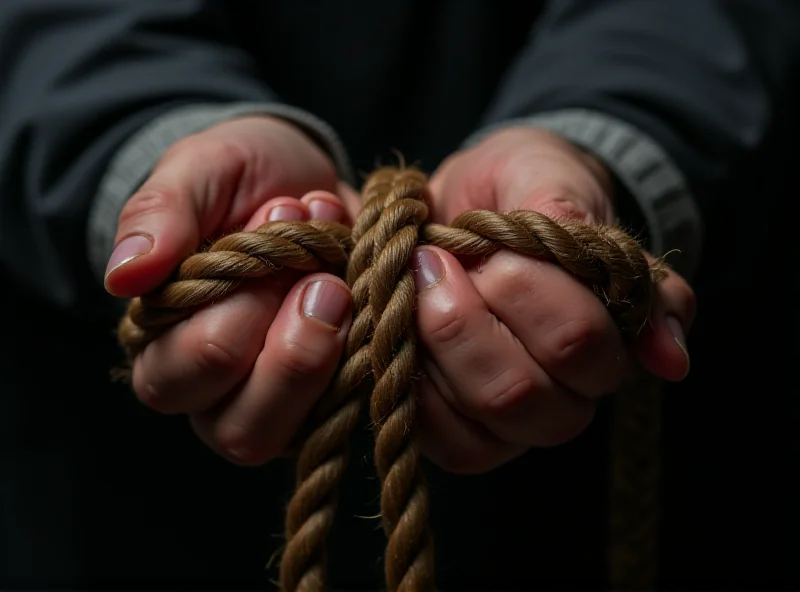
[105,115,358,465]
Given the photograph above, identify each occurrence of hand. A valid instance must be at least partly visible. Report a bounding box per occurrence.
[105,116,359,465]
[413,127,696,474]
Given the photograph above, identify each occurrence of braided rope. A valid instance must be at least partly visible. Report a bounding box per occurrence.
[116,167,665,591]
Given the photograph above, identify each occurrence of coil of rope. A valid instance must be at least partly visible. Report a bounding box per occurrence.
[117,167,666,592]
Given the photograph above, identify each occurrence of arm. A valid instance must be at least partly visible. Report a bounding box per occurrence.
[0,0,351,314]
[467,0,800,280]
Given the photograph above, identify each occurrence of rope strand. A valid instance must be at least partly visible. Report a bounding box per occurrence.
[116,166,665,591]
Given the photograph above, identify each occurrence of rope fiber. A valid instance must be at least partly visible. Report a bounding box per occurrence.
[117,167,665,591]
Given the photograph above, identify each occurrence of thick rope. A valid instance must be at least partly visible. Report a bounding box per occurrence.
[609,368,663,590]
[118,219,354,360]
[116,167,666,591]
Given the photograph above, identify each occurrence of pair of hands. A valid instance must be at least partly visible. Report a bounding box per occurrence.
[105,116,695,474]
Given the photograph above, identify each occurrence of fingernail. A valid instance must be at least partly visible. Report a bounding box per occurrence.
[412,249,444,292]
[665,315,690,377]
[302,280,350,329]
[308,198,343,221]
[269,204,304,221]
[105,234,153,278]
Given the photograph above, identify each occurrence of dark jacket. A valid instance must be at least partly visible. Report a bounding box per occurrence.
[1,1,798,590]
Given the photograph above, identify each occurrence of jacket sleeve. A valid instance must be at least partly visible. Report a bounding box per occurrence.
[466,0,800,280]
[0,1,351,315]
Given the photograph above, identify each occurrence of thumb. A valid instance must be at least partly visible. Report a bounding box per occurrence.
[104,143,231,298]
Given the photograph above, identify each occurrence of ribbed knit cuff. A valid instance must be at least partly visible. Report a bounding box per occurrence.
[465,109,703,280]
[86,102,355,283]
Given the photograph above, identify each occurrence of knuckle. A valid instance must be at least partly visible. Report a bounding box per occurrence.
[480,253,535,309]
[474,369,538,419]
[278,337,328,380]
[541,316,604,368]
[214,422,275,467]
[133,377,178,415]
[424,307,470,347]
[192,337,247,376]
[118,189,174,227]
[131,348,184,414]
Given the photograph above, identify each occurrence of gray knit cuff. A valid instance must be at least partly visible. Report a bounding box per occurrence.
[86,102,355,283]
[465,109,704,280]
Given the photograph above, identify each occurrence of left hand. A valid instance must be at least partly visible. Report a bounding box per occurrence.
[413,127,695,474]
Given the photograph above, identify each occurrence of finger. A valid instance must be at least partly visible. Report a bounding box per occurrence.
[243,192,347,231]
[636,259,696,381]
[413,246,595,447]
[104,138,245,298]
[131,273,293,415]
[243,196,310,231]
[469,250,628,398]
[131,197,310,414]
[417,363,526,475]
[190,273,352,465]
[300,190,349,224]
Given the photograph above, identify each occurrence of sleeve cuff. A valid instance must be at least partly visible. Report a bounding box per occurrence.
[86,102,355,284]
[464,109,704,280]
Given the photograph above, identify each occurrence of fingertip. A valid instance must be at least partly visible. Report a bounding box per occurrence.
[426,246,474,277]
[637,256,695,382]
[300,191,347,222]
[636,316,691,382]
[104,233,183,298]
[243,197,309,231]
[273,272,353,338]
[412,246,482,312]
[298,273,353,332]
[107,186,203,297]
[412,245,476,289]
[297,271,351,295]
[663,315,691,381]
[411,246,490,355]
[412,247,446,293]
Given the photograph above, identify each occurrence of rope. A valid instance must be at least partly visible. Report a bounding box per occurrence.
[117,167,665,591]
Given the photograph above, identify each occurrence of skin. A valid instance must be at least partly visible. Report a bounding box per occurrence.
[414,127,694,473]
[105,117,695,473]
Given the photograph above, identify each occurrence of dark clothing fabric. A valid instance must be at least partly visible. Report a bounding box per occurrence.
[0,1,798,590]
[1,0,798,312]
